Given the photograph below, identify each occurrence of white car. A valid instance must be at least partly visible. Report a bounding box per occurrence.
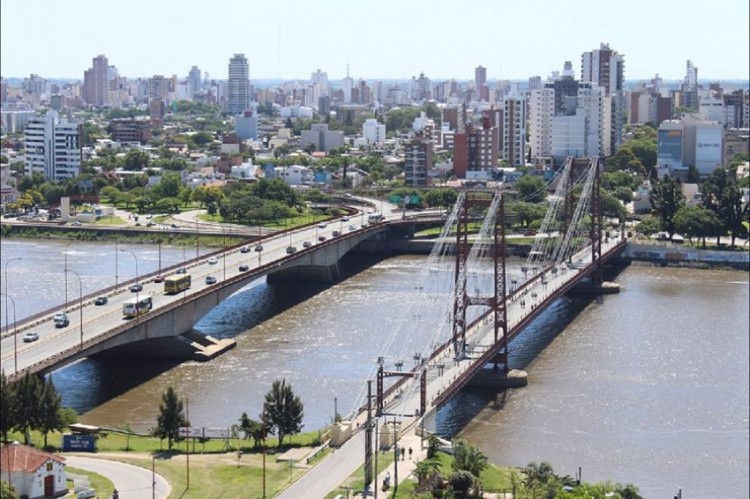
[208,257,218,265]
[23,332,39,343]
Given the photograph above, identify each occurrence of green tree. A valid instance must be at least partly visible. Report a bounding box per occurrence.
[451,438,488,478]
[260,379,304,447]
[155,386,188,450]
[123,149,150,171]
[1,480,19,499]
[516,174,548,203]
[426,433,441,459]
[12,372,43,445]
[650,175,685,240]
[635,214,661,236]
[37,377,64,448]
[0,370,14,443]
[239,412,267,449]
[153,172,182,199]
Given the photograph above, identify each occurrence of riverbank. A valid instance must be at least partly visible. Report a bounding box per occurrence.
[623,242,750,270]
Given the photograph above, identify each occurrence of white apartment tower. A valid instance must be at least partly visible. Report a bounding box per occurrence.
[227,54,251,114]
[362,119,386,145]
[581,43,626,154]
[24,111,82,182]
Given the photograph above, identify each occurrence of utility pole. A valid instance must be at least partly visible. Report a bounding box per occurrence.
[364,381,374,493]
[186,398,190,489]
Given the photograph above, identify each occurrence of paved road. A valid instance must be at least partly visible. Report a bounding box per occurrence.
[65,455,170,499]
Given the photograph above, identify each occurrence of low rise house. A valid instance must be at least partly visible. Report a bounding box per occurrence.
[0,442,67,498]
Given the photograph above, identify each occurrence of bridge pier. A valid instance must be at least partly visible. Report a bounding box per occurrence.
[93,329,236,361]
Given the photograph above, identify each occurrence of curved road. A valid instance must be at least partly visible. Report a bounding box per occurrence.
[65,455,170,499]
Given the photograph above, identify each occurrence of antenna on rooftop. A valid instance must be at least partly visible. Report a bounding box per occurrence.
[347,63,350,78]
[278,24,282,83]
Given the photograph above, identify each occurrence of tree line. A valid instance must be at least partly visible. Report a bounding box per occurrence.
[0,371,76,447]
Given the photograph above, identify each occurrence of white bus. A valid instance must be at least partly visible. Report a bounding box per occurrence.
[368,213,384,224]
[123,296,153,318]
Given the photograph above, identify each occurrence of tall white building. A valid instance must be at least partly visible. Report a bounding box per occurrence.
[362,119,386,145]
[530,78,606,162]
[581,43,626,153]
[227,54,250,114]
[24,111,82,182]
[188,66,202,98]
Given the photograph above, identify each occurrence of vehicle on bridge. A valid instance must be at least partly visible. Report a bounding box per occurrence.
[94,296,108,306]
[23,332,39,343]
[205,275,217,285]
[54,313,69,328]
[164,274,191,294]
[238,264,249,272]
[240,246,251,253]
[129,283,143,292]
[286,246,297,254]
[123,296,153,318]
[302,241,312,248]
[368,213,383,223]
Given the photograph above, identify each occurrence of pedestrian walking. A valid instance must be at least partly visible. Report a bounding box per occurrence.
[401,446,406,460]
[408,447,413,460]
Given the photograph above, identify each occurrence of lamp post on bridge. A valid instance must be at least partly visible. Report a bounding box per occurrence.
[63,242,72,311]
[120,249,140,319]
[4,257,22,365]
[65,269,84,352]
[1,292,18,374]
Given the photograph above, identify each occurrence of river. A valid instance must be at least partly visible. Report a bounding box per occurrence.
[1,239,748,498]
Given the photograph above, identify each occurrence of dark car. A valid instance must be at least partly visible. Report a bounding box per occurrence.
[254,244,263,252]
[239,264,249,272]
[205,275,217,285]
[332,230,340,237]
[302,241,312,248]
[318,235,327,242]
[94,296,108,306]
[129,283,143,292]
[240,246,251,253]
[175,268,187,274]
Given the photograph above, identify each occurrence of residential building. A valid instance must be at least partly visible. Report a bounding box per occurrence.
[0,443,67,499]
[275,164,313,185]
[475,66,489,102]
[235,110,258,140]
[362,118,386,145]
[581,43,626,153]
[723,90,748,128]
[656,120,684,177]
[188,66,202,98]
[724,128,749,164]
[110,118,152,144]
[1,110,36,134]
[300,124,344,152]
[681,60,699,110]
[530,71,606,163]
[404,136,434,187]
[227,54,251,114]
[453,119,498,179]
[503,94,526,166]
[82,54,110,107]
[24,111,82,182]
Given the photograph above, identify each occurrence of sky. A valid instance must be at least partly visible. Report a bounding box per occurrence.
[2,0,749,82]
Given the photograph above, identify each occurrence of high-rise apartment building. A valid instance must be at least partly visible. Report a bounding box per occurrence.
[404,136,434,187]
[681,60,699,110]
[503,94,527,167]
[227,54,251,114]
[453,119,499,179]
[82,55,110,107]
[188,66,202,98]
[362,119,386,145]
[475,66,489,102]
[24,111,81,182]
[530,72,606,163]
[581,43,626,153]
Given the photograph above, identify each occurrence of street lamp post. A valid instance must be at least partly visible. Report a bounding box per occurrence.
[4,257,22,341]
[65,269,84,352]
[64,242,72,310]
[120,250,140,317]
[1,293,17,374]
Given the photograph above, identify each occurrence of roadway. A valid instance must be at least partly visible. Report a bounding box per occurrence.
[278,234,626,497]
[0,198,407,377]
[65,455,171,499]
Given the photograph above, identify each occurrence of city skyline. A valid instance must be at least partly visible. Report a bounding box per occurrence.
[1,0,749,82]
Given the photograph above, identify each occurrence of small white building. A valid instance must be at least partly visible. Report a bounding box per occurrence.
[275,164,313,185]
[0,443,67,498]
[362,118,386,145]
[230,161,257,180]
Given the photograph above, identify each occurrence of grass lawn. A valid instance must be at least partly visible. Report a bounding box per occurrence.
[92,215,128,226]
[66,466,115,498]
[324,452,396,499]
[195,212,335,230]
